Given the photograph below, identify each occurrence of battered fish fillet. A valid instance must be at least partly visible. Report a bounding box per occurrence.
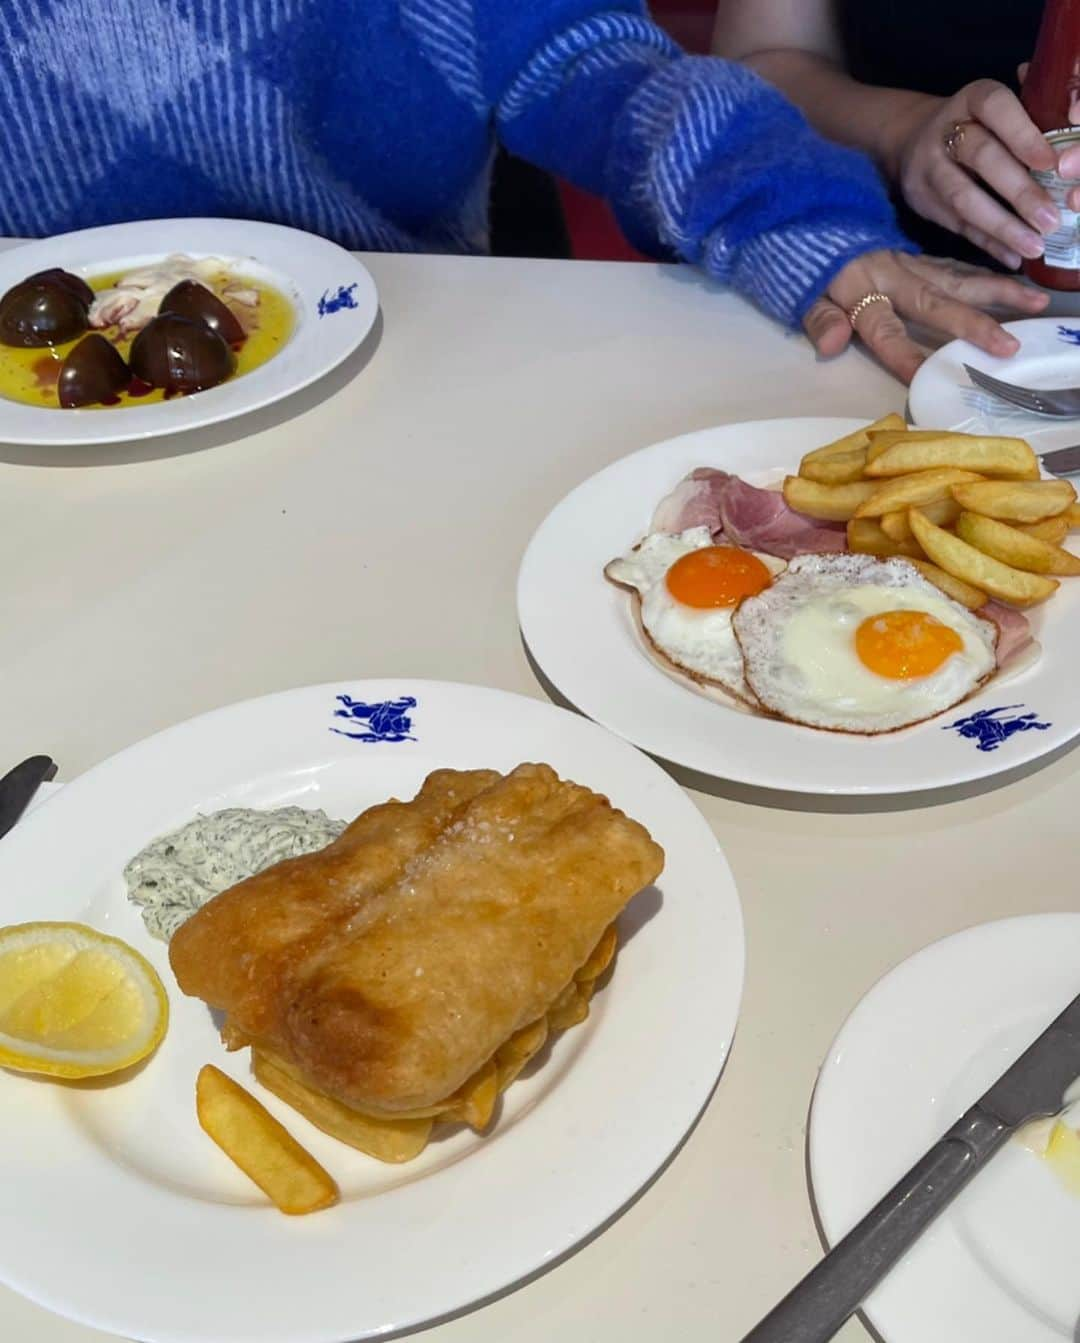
[170,764,664,1116]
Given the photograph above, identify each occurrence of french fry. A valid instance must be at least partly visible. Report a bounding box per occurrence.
[908,509,1059,605]
[800,447,868,484]
[853,468,983,518]
[955,511,1080,576]
[783,475,878,522]
[1066,503,1080,528]
[799,412,905,469]
[879,496,961,541]
[908,558,988,610]
[865,435,956,472]
[847,517,923,559]
[252,1051,434,1163]
[1017,516,1070,544]
[196,1064,339,1214]
[865,432,1039,480]
[949,478,1075,523]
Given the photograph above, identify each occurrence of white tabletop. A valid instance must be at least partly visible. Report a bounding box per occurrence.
[2,245,1078,1343]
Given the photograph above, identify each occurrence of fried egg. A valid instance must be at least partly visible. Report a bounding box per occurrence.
[733,553,998,733]
[604,527,786,702]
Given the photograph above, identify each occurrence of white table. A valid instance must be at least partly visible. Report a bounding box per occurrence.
[3,247,1078,1343]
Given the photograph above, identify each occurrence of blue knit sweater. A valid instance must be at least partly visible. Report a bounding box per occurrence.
[0,0,910,327]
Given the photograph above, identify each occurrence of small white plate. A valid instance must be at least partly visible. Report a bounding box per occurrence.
[910,317,1080,456]
[0,218,377,446]
[810,914,1080,1343]
[0,680,743,1343]
[517,416,1079,796]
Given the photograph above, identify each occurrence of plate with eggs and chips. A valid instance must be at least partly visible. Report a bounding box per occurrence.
[0,680,743,1343]
[518,416,1080,796]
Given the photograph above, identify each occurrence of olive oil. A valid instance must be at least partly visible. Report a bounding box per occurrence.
[0,269,294,409]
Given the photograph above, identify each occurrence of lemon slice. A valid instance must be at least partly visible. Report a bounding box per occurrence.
[0,922,168,1078]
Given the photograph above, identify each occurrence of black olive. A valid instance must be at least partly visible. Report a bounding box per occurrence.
[57,334,131,408]
[0,279,89,347]
[128,314,235,394]
[25,268,95,310]
[159,280,245,345]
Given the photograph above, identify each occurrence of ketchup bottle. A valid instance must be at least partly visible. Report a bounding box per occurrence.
[1022,0,1080,289]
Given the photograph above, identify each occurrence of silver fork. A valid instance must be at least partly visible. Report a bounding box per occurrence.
[964,362,1080,417]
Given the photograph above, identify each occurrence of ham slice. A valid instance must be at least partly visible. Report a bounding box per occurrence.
[649,468,846,559]
[981,601,1033,667]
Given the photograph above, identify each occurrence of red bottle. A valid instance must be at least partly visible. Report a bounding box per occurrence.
[1023,0,1080,289]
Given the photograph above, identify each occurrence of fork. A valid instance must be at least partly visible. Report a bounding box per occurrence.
[963,362,1080,417]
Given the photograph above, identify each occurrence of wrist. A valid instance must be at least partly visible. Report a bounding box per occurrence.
[877,91,941,182]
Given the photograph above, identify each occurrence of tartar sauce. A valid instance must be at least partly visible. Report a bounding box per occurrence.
[124,806,346,942]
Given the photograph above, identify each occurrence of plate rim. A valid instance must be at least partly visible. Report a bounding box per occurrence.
[516,414,1078,797]
[0,677,745,1343]
[0,217,377,446]
[808,911,1080,1343]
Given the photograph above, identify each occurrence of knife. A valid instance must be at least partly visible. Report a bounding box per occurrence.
[740,986,1080,1343]
[0,755,56,841]
[1039,443,1080,476]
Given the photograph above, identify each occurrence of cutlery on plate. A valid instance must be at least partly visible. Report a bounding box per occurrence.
[963,363,1080,419]
[739,987,1080,1343]
[0,755,57,841]
[1036,442,1080,476]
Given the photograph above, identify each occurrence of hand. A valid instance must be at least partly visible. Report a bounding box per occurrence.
[890,79,1062,269]
[802,250,1049,384]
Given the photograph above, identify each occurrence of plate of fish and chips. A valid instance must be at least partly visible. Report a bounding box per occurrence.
[518,416,1080,795]
[0,680,743,1343]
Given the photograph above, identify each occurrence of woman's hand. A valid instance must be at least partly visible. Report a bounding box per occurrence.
[803,250,1049,384]
[890,79,1078,269]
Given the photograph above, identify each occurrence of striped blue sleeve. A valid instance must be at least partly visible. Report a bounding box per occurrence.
[486,8,915,328]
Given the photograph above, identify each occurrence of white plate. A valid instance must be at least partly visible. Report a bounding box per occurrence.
[810,915,1080,1343]
[517,416,1079,796]
[0,218,377,446]
[910,317,1080,455]
[0,680,743,1343]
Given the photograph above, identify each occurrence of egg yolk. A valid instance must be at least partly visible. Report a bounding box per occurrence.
[665,546,772,609]
[855,609,963,679]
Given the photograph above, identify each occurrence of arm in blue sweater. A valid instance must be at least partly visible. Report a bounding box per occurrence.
[472,2,912,327]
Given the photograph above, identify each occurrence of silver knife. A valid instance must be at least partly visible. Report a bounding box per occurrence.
[740,986,1080,1343]
[0,755,56,841]
[1039,443,1080,476]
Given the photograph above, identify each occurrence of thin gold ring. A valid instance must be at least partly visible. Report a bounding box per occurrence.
[944,118,976,161]
[846,291,893,328]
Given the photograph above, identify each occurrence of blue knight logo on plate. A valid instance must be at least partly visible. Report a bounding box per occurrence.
[331,694,417,742]
[317,283,360,317]
[944,704,1050,752]
[1057,325,1080,347]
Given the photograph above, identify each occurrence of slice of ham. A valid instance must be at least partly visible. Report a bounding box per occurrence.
[649,468,732,534]
[649,467,846,559]
[981,601,1032,667]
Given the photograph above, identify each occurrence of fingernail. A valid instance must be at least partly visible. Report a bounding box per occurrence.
[1002,250,1023,270]
[995,334,1020,356]
[1035,206,1060,233]
[1059,148,1080,177]
[1019,232,1046,258]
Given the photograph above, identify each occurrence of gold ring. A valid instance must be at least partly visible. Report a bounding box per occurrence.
[846,291,893,327]
[944,119,975,161]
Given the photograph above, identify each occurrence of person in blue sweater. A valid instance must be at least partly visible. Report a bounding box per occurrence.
[0,0,1044,382]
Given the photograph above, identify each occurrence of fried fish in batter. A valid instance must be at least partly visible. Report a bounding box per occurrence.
[170,763,663,1144]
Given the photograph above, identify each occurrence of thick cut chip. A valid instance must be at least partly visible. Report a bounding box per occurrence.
[908,558,987,609]
[853,468,982,518]
[800,447,868,484]
[950,479,1075,522]
[196,1064,339,1214]
[783,475,878,521]
[880,497,960,541]
[799,412,904,470]
[847,517,923,559]
[1018,517,1070,544]
[909,509,1059,605]
[956,511,1080,576]
[865,432,1039,480]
